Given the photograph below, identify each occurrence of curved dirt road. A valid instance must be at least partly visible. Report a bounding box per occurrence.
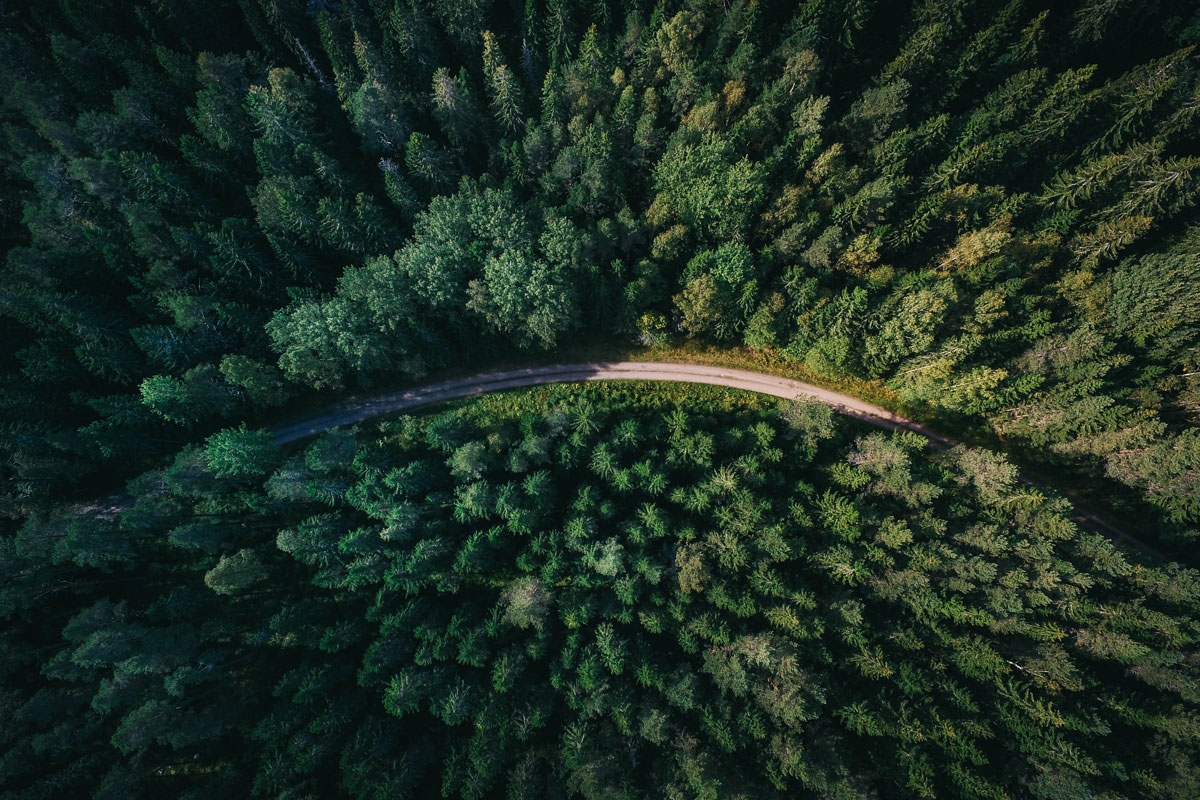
[272,362,954,445]
[269,361,1159,559]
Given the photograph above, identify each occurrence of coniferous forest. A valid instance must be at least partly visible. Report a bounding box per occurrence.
[3,1,1200,797]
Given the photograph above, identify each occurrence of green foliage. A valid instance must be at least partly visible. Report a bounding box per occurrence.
[6,385,1199,798]
[0,0,1198,542]
[674,244,757,340]
[204,425,279,479]
[780,397,836,450]
[204,548,268,596]
[4,0,1200,795]
[649,132,768,245]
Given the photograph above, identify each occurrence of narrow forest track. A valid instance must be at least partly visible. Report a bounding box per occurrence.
[269,361,1163,560]
[270,362,950,444]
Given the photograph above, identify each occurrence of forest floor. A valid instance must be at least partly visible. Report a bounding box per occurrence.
[267,360,1166,561]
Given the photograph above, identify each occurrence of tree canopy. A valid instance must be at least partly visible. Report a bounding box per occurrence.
[4,383,1198,798]
[3,0,1200,796]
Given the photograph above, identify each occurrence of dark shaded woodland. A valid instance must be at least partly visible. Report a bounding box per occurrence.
[3,1,1200,797]
[7,384,1200,797]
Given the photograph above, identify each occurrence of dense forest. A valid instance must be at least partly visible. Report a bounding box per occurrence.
[3,384,1198,798]
[3,0,1200,797]
[1,0,1199,538]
